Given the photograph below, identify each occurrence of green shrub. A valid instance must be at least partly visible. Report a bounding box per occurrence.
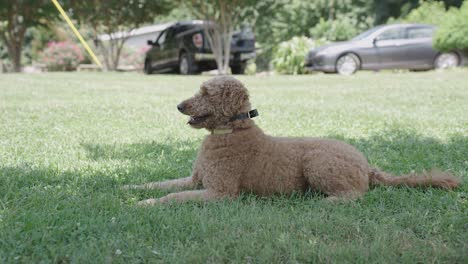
[396,0,468,53]
[309,18,359,41]
[402,0,448,25]
[272,36,321,75]
[434,1,468,52]
[244,61,257,75]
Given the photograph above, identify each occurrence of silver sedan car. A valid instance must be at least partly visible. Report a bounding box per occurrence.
[305,24,466,75]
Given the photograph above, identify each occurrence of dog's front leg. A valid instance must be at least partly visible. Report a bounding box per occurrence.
[122,176,198,191]
[137,190,230,205]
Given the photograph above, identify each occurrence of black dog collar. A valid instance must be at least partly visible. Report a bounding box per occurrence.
[229,109,259,122]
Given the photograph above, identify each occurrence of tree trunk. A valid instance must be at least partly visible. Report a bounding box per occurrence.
[219,1,229,74]
[3,35,24,73]
[1,26,25,73]
[203,23,224,74]
[329,0,335,21]
[222,19,233,74]
[112,37,128,70]
[101,31,130,71]
[11,44,22,72]
[195,0,242,75]
[222,29,232,74]
[1,2,28,73]
[96,40,111,70]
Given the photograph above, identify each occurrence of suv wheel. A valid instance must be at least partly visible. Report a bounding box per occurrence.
[434,52,459,69]
[144,59,153,74]
[179,53,197,75]
[336,53,360,75]
[231,63,246,74]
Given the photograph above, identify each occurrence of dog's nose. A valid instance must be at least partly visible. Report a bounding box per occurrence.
[177,103,185,113]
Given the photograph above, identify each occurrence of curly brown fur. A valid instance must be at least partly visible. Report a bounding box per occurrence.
[126,76,460,205]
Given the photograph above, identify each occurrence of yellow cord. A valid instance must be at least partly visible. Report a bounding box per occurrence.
[51,0,103,68]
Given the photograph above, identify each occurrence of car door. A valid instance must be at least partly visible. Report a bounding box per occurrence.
[148,29,167,70]
[403,26,438,69]
[373,27,408,69]
[163,27,179,68]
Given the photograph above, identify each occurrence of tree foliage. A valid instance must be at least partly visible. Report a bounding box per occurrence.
[250,0,373,70]
[401,0,448,25]
[0,0,56,72]
[309,18,358,42]
[398,0,468,52]
[252,0,372,45]
[252,0,464,71]
[434,1,468,52]
[68,0,173,70]
[372,0,420,25]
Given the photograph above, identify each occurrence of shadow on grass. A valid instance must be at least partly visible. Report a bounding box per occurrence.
[331,130,467,176]
[80,140,199,161]
[0,129,466,205]
[82,129,466,178]
[0,140,201,207]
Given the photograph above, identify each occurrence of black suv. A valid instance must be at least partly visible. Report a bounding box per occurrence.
[144,21,255,75]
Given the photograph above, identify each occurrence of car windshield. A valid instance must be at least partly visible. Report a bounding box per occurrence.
[352,26,384,41]
[156,30,167,45]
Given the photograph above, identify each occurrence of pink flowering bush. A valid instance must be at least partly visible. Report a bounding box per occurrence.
[40,41,84,71]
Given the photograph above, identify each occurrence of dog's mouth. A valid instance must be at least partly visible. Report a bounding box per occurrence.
[188,114,211,125]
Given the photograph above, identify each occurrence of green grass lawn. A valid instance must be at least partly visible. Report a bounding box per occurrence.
[0,70,467,263]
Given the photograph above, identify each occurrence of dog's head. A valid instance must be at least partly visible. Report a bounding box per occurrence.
[177,76,251,130]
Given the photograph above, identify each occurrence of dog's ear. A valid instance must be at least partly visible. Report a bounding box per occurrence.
[200,85,216,96]
[221,85,248,117]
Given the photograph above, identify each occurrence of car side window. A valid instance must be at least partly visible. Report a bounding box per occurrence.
[165,28,175,40]
[406,27,434,39]
[156,30,167,45]
[377,28,405,41]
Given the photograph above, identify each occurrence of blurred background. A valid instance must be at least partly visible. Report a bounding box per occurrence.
[0,0,467,75]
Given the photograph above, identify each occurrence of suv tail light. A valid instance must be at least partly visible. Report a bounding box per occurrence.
[193,33,203,48]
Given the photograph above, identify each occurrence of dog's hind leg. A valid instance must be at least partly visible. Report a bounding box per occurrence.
[122,176,199,191]
[302,150,369,202]
[137,189,229,205]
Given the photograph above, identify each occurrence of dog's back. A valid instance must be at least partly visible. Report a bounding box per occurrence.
[197,125,371,196]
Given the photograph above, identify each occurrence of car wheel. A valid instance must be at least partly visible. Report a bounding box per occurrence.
[231,63,246,74]
[179,52,197,75]
[336,53,360,75]
[144,59,153,74]
[434,52,459,69]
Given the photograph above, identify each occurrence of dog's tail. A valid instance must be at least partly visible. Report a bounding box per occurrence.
[368,168,460,189]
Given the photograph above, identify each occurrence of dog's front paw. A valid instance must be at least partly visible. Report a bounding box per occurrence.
[137,197,169,206]
[137,198,157,206]
[122,184,148,190]
[121,185,131,190]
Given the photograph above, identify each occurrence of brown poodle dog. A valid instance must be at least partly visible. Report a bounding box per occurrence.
[124,76,460,205]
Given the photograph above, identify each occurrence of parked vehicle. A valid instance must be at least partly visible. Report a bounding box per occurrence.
[144,20,255,75]
[305,24,466,75]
